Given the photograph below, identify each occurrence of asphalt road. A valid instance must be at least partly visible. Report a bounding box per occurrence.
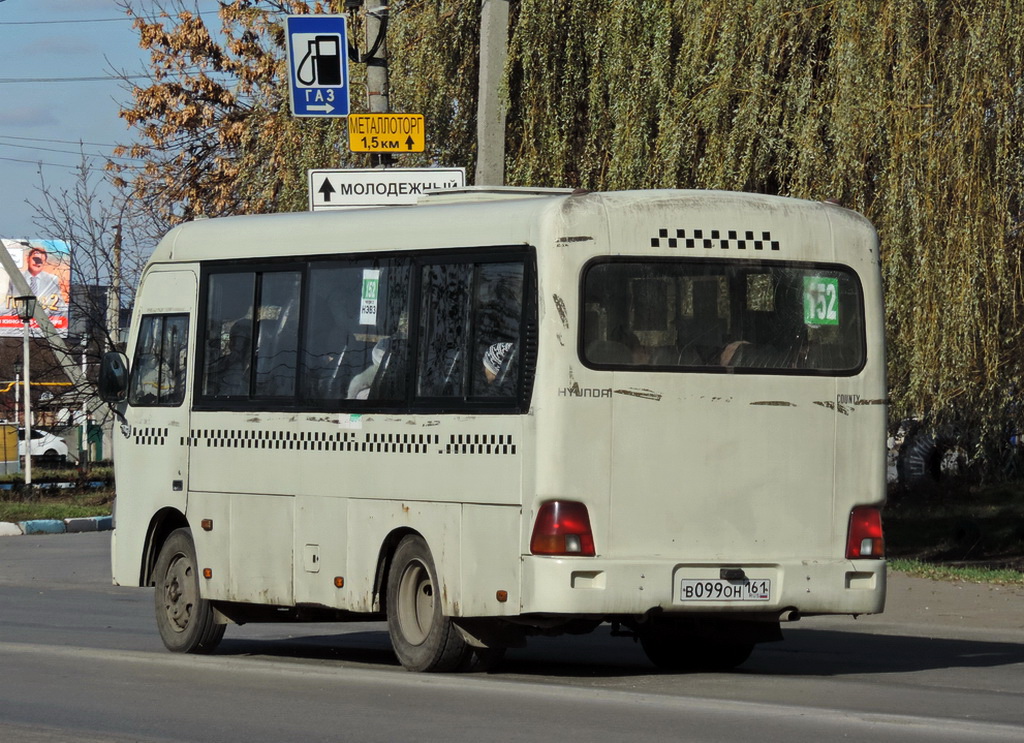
[1,533,1022,742]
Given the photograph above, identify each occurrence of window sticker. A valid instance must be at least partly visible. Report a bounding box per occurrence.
[803,276,839,326]
[359,269,380,325]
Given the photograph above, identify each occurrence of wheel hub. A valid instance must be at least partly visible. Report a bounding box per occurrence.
[162,554,195,632]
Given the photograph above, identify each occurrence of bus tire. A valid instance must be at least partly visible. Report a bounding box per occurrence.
[639,624,753,672]
[153,528,225,654]
[386,534,472,672]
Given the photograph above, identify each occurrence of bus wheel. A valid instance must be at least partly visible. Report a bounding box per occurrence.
[153,528,225,654]
[386,535,472,672]
[639,624,753,672]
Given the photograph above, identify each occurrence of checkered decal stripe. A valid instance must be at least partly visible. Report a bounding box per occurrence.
[359,433,440,454]
[650,228,780,251]
[133,427,168,446]
[138,428,518,456]
[185,429,358,451]
[182,429,445,453]
[444,434,517,455]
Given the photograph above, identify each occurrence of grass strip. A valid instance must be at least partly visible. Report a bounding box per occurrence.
[889,558,1024,586]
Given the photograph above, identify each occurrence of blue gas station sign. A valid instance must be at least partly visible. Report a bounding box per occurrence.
[285,15,350,117]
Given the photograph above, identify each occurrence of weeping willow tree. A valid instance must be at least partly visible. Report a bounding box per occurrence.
[390,0,1024,471]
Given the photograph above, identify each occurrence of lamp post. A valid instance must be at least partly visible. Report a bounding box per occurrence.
[14,295,36,487]
[80,335,89,472]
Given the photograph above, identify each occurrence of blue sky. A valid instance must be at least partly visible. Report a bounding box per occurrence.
[0,1,221,239]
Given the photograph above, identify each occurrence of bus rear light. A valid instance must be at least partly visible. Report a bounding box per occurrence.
[846,506,884,559]
[530,501,596,556]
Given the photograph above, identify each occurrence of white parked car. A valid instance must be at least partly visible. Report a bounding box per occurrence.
[18,428,69,462]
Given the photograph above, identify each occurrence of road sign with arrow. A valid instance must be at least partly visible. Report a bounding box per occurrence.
[285,15,350,117]
[348,114,425,153]
[308,168,466,210]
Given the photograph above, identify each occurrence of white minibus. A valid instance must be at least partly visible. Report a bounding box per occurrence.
[100,188,886,672]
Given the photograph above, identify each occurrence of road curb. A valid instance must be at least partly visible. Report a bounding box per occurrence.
[0,515,112,537]
[0,521,21,536]
[65,515,113,533]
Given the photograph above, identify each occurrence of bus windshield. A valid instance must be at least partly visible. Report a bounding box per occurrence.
[581,259,865,374]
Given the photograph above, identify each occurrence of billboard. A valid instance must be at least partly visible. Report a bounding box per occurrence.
[1,239,71,337]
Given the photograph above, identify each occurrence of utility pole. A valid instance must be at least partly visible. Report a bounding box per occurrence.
[475,0,510,186]
[364,0,392,167]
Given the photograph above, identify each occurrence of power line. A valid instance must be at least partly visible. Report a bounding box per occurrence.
[0,134,214,158]
[0,75,151,84]
[0,135,120,149]
[0,16,136,25]
[0,155,83,170]
[0,10,221,26]
[0,154,150,173]
[0,141,136,162]
[0,141,106,157]
[0,70,237,84]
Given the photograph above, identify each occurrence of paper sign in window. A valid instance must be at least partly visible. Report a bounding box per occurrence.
[360,269,380,325]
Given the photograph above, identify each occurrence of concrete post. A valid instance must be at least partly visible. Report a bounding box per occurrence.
[365,0,392,167]
[475,0,510,186]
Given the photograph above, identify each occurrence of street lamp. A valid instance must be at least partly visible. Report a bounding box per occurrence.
[80,335,89,471]
[14,295,36,487]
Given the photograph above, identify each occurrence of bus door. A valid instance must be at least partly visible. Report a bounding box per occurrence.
[115,269,196,585]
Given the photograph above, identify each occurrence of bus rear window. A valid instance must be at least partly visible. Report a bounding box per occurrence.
[581,260,865,374]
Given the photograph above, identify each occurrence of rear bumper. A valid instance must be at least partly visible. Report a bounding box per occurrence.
[519,556,886,618]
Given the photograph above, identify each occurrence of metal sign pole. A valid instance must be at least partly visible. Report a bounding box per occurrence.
[21,307,32,487]
[365,0,392,167]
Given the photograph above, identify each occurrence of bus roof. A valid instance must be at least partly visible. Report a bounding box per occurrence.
[148,189,867,265]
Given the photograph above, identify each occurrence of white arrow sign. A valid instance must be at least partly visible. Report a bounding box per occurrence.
[308,168,466,210]
[306,103,336,114]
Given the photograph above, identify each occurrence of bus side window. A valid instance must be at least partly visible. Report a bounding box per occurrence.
[414,260,524,400]
[202,273,255,398]
[302,265,360,400]
[349,260,412,402]
[253,271,301,397]
[128,314,189,407]
[470,262,523,397]
[417,263,472,397]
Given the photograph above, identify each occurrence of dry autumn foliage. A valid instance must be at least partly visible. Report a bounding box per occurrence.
[112,0,358,221]
[114,0,1024,472]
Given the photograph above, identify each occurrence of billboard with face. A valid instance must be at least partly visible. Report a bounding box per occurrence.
[1,239,71,337]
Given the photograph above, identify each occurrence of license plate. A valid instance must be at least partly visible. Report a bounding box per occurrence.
[679,578,771,602]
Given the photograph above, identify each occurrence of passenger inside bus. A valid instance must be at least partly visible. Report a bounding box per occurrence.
[348,338,388,399]
[303,288,352,399]
[722,276,809,369]
[207,319,252,396]
[368,337,410,399]
[479,341,517,396]
[131,318,187,405]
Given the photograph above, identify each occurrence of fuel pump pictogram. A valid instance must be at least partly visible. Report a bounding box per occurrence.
[295,34,343,87]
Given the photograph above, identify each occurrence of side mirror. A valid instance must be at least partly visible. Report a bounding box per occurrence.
[98,351,130,403]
